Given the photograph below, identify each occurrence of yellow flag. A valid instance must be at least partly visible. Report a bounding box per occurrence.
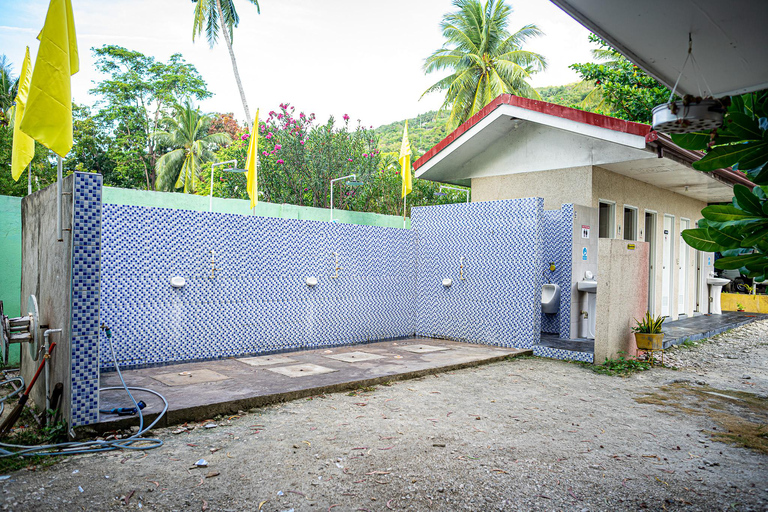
[19,0,79,157]
[399,120,412,198]
[245,110,259,209]
[11,47,35,181]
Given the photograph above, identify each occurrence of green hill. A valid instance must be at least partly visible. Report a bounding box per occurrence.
[374,82,597,155]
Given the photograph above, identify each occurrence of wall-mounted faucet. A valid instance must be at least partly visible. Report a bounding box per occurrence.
[209,249,219,279]
[459,256,466,281]
[331,251,340,279]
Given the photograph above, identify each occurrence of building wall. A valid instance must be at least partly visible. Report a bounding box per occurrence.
[571,205,599,339]
[592,166,709,320]
[0,195,23,365]
[594,239,649,362]
[471,166,592,210]
[100,205,415,370]
[412,198,543,348]
[540,204,574,338]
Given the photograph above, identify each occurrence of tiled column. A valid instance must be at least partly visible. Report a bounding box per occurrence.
[69,173,102,427]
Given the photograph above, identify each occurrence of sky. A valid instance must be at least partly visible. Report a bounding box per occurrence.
[0,0,595,128]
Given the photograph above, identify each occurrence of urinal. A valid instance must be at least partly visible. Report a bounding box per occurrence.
[541,283,560,314]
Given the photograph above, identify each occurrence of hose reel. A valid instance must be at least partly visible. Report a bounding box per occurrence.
[0,295,42,366]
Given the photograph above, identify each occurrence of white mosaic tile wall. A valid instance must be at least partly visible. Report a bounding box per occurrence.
[99,206,416,369]
[411,198,544,349]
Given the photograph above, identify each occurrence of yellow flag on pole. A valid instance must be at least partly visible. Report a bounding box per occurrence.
[399,120,412,198]
[245,110,259,209]
[19,0,79,157]
[11,47,34,181]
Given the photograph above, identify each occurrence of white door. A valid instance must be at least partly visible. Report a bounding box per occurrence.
[678,219,690,315]
[645,212,657,312]
[661,215,675,317]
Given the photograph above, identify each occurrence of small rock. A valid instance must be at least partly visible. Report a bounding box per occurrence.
[726,354,738,359]
[742,375,751,380]
[695,380,708,386]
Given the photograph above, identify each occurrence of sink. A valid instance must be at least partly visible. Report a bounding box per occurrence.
[577,280,597,293]
[706,277,730,286]
[706,276,730,314]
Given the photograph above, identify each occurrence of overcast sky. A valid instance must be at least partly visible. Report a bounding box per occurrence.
[0,0,594,127]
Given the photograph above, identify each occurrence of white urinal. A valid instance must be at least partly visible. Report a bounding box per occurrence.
[541,283,560,314]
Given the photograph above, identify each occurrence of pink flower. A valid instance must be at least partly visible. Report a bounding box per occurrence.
[241,133,250,140]
[299,113,305,118]
[300,140,306,145]
[277,159,285,164]
[277,113,283,120]
[260,125,265,132]
[304,187,309,192]
[347,158,353,162]
[363,153,368,158]
[266,132,273,139]
[343,114,350,121]
[262,151,268,156]
[275,144,282,150]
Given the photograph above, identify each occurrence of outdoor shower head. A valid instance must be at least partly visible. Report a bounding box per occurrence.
[435,192,447,197]
[346,180,364,187]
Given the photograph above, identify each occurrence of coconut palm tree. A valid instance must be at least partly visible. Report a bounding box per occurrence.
[191,0,260,128]
[423,0,546,128]
[154,99,231,193]
[0,55,17,126]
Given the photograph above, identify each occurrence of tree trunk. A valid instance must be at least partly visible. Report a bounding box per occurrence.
[216,0,252,129]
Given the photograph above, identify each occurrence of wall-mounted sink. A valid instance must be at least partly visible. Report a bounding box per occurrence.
[577,280,597,293]
[706,276,730,314]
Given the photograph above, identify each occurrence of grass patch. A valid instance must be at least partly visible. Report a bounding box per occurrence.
[577,352,651,376]
[347,385,377,397]
[636,383,768,455]
[0,403,69,474]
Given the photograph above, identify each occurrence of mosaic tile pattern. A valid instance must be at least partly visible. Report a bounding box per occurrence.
[100,205,416,369]
[533,344,593,363]
[69,172,102,427]
[411,198,543,349]
[541,204,574,338]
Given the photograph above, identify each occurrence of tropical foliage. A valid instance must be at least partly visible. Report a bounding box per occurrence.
[155,100,231,193]
[191,0,260,126]
[677,91,768,281]
[570,35,671,123]
[0,55,17,126]
[632,312,665,334]
[423,0,546,128]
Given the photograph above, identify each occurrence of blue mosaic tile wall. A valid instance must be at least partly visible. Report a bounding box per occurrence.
[99,206,416,369]
[533,345,593,363]
[541,204,574,339]
[411,198,543,349]
[69,172,102,427]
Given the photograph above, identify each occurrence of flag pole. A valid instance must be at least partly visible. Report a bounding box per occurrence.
[403,194,406,228]
[27,164,32,195]
[56,156,62,241]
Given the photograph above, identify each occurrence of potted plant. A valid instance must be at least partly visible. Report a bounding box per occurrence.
[632,312,665,351]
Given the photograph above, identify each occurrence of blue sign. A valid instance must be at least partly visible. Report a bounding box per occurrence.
[582,247,588,261]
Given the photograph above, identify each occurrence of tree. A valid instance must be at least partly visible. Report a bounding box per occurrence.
[423,0,546,129]
[155,99,231,193]
[570,36,671,123]
[208,112,242,139]
[192,0,260,127]
[90,46,211,190]
[677,91,768,281]
[0,55,17,127]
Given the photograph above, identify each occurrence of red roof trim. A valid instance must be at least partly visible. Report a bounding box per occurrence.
[413,94,651,170]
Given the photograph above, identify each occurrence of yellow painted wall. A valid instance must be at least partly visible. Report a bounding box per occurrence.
[721,293,768,313]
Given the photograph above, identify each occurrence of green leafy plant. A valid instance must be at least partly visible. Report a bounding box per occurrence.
[579,352,651,376]
[737,303,745,311]
[632,312,665,334]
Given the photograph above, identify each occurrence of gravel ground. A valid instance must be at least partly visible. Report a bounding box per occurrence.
[1,320,767,512]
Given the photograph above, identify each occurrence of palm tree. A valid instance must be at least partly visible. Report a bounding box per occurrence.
[423,0,546,128]
[154,99,231,193]
[192,0,260,128]
[0,55,17,126]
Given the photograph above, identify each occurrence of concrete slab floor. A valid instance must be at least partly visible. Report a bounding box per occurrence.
[94,337,531,433]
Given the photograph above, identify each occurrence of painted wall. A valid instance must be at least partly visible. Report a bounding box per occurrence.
[412,198,543,348]
[571,205,599,340]
[0,195,22,365]
[471,166,592,210]
[99,205,415,370]
[594,239,649,362]
[592,166,709,321]
[102,187,409,229]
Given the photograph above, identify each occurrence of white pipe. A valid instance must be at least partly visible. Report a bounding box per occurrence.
[43,329,62,425]
[329,174,356,222]
[27,164,32,195]
[56,156,62,241]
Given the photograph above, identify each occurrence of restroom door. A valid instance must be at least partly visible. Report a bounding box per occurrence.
[678,218,690,316]
[661,215,675,317]
[645,212,657,312]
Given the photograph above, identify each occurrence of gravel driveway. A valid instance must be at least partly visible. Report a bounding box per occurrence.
[2,320,767,511]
